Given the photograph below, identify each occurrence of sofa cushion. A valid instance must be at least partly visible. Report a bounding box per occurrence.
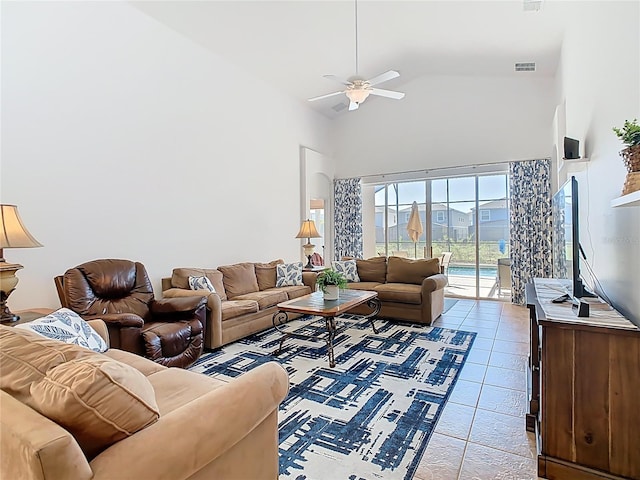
[0,326,94,405]
[233,290,288,310]
[332,259,360,282]
[276,262,304,287]
[15,308,108,353]
[386,257,440,285]
[356,256,387,283]
[218,262,259,298]
[104,348,167,377]
[147,368,225,416]
[221,300,260,321]
[172,268,227,301]
[254,259,284,291]
[188,275,215,293]
[29,356,160,459]
[267,285,312,300]
[347,282,383,291]
[374,283,423,305]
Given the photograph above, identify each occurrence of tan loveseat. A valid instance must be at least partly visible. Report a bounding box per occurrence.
[0,321,289,480]
[344,256,448,325]
[162,260,317,350]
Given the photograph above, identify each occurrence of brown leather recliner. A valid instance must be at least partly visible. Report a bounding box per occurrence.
[55,259,207,368]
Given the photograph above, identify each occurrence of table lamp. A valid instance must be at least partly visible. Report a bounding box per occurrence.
[295,219,321,269]
[0,204,43,323]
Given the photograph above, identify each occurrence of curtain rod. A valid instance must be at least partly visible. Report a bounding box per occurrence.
[355,157,550,184]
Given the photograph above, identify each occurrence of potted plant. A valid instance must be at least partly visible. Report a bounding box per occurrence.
[316,269,348,300]
[613,118,640,195]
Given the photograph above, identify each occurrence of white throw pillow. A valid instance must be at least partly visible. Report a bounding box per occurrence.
[15,308,108,353]
[276,262,304,287]
[188,275,216,292]
[332,259,360,282]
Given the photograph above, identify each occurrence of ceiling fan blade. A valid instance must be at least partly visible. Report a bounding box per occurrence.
[348,100,359,111]
[370,88,405,100]
[308,91,344,102]
[323,74,353,87]
[367,70,400,86]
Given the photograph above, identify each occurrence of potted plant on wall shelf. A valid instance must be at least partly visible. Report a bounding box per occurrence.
[612,118,640,195]
[316,269,348,301]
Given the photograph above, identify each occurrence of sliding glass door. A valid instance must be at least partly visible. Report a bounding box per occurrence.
[372,173,510,299]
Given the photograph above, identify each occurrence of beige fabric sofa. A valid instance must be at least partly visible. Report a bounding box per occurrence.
[0,320,289,480]
[162,260,317,350]
[344,256,448,325]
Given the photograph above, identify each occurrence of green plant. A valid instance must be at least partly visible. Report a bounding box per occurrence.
[612,118,640,147]
[316,268,348,293]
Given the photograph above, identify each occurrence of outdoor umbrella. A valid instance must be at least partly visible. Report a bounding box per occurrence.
[406,201,423,258]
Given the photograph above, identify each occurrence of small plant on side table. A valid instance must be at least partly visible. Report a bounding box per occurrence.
[316,269,348,300]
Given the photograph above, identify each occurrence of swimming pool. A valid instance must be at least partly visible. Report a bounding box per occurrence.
[447,265,497,278]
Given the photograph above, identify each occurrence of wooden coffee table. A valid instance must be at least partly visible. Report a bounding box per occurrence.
[272,289,381,368]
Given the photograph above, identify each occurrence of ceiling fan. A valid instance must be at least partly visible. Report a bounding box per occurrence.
[308,0,405,111]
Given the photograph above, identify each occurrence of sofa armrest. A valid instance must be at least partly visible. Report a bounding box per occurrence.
[89,362,289,480]
[86,319,109,347]
[84,313,144,328]
[163,288,222,349]
[302,271,318,292]
[421,273,448,293]
[150,296,207,315]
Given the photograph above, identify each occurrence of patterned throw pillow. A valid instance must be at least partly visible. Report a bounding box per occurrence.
[15,308,108,353]
[188,275,216,292]
[276,262,304,287]
[333,259,360,282]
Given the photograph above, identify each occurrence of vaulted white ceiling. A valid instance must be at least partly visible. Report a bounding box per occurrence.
[132,0,572,118]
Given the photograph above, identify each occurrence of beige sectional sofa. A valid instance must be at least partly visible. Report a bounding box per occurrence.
[0,320,289,480]
[162,260,317,350]
[343,256,448,325]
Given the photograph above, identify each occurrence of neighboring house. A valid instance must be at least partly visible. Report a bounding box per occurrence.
[381,203,471,243]
[469,199,509,241]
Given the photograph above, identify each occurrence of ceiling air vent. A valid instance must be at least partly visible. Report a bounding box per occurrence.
[523,0,542,11]
[515,62,536,72]
[332,102,347,112]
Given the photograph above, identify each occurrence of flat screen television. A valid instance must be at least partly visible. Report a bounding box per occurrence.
[551,176,595,299]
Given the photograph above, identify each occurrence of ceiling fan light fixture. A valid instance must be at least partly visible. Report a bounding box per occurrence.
[346,88,371,104]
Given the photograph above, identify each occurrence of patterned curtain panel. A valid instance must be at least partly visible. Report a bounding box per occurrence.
[509,159,553,304]
[334,178,363,260]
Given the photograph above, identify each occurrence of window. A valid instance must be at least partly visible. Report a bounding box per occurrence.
[436,211,445,222]
[480,210,491,222]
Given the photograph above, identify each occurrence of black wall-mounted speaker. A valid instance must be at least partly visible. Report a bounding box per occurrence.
[564,137,580,160]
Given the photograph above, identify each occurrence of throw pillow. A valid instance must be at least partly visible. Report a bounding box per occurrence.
[356,256,387,283]
[172,267,227,301]
[218,262,260,298]
[255,259,284,290]
[188,275,216,293]
[386,257,440,285]
[15,308,108,353]
[332,259,360,282]
[0,326,94,405]
[276,262,304,287]
[29,356,160,459]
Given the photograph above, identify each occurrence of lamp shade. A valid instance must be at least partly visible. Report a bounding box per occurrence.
[0,205,43,249]
[295,220,321,240]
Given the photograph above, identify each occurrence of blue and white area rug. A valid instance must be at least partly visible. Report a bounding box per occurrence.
[190,316,476,480]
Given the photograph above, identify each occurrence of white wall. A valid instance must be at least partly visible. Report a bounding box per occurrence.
[558,1,640,324]
[1,1,331,311]
[331,74,556,178]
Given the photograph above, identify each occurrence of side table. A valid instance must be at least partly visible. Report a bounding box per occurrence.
[1,309,53,327]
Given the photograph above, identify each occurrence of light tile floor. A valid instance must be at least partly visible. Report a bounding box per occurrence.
[413,299,540,480]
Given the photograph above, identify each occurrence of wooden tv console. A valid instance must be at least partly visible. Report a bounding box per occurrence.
[526,280,640,480]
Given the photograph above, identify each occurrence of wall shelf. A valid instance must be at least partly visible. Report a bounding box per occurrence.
[558,157,588,177]
[611,189,640,207]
